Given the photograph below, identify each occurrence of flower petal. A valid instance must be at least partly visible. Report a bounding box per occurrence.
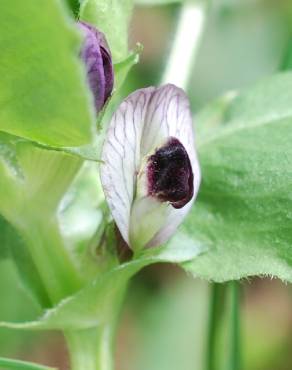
[100,87,155,244]
[100,84,201,248]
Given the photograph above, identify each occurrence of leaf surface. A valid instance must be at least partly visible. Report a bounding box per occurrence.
[177,73,292,282]
[0,0,94,147]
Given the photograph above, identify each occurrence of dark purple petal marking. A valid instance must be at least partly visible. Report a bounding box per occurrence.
[147,137,194,209]
[78,21,114,113]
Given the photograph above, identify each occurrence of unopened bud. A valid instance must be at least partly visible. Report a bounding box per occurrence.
[78,21,114,113]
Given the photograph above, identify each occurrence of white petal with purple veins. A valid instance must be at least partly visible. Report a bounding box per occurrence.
[100,84,200,250]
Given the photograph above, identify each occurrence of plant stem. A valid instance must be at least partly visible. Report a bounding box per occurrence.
[206,282,241,370]
[227,281,241,370]
[65,326,115,370]
[20,216,83,305]
[206,283,226,370]
[161,0,207,89]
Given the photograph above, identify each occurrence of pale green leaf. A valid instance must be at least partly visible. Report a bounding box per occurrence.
[179,72,292,282]
[80,0,134,61]
[0,0,94,147]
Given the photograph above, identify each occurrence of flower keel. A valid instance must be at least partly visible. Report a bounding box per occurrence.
[147,137,194,209]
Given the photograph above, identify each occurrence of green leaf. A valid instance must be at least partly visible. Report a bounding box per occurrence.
[45,45,142,162]
[0,239,199,331]
[0,0,94,147]
[179,72,292,282]
[80,0,134,61]
[0,357,56,370]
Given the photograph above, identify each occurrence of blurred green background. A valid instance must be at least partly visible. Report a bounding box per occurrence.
[1,1,292,369]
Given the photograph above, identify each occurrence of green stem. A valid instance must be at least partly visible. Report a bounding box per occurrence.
[64,259,130,370]
[206,282,241,370]
[206,283,226,370]
[227,281,241,370]
[161,0,207,88]
[20,216,83,305]
[65,326,115,370]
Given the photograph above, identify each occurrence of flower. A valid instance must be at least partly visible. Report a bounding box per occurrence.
[100,84,201,250]
[78,21,114,113]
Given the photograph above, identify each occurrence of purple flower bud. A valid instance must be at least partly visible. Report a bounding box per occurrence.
[78,21,114,113]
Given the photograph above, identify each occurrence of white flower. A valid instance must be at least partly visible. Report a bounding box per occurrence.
[100,84,201,250]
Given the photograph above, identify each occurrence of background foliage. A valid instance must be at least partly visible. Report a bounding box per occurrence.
[0,0,291,369]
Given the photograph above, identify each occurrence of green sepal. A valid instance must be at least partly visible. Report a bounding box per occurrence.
[114,44,143,91]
